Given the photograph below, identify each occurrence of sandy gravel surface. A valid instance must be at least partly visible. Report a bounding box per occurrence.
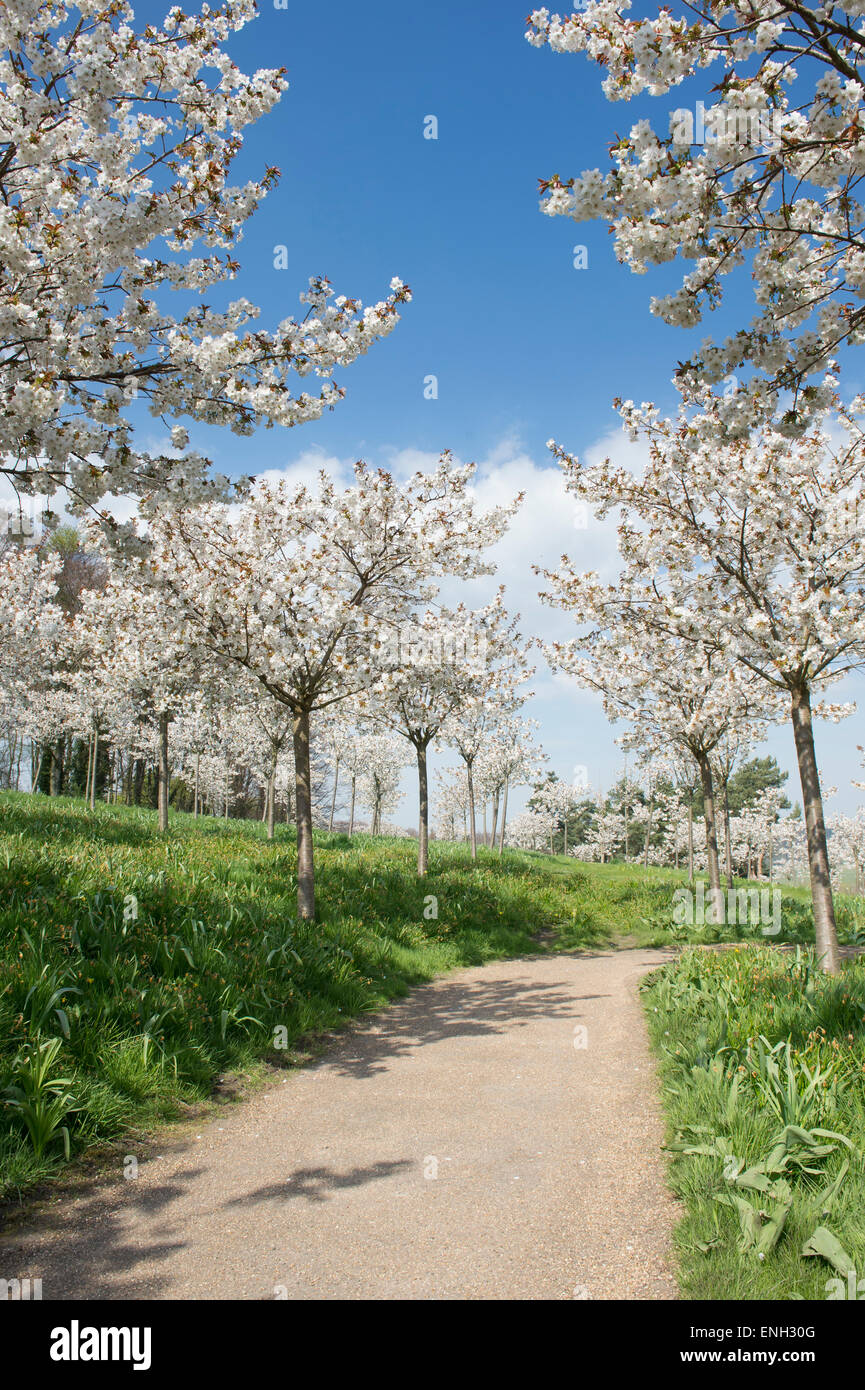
[1,947,680,1300]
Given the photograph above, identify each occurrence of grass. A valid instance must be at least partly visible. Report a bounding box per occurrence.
[0,792,606,1199]
[642,945,865,1299]
[515,850,865,951]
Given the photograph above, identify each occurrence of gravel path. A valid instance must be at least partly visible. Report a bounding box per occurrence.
[1,947,680,1300]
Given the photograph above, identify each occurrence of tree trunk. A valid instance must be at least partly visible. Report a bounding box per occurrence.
[194,752,200,817]
[157,710,170,832]
[722,782,734,889]
[266,741,278,842]
[696,752,722,895]
[416,739,429,877]
[790,685,840,974]
[292,709,315,920]
[50,738,63,796]
[348,774,356,836]
[84,731,93,806]
[466,759,477,861]
[89,723,99,811]
[133,758,145,806]
[498,777,509,856]
[491,789,499,851]
[687,803,694,885]
[328,755,340,833]
[643,795,654,869]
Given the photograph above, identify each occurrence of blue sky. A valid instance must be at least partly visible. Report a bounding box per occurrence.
[131,0,865,824]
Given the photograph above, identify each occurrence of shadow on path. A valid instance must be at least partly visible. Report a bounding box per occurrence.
[225,1160,413,1208]
[0,1167,208,1299]
[319,970,581,1080]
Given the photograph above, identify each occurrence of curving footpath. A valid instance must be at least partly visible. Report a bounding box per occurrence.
[1,947,680,1300]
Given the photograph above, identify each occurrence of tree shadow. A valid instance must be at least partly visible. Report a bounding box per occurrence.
[316,969,584,1080]
[0,1164,207,1300]
[224,1159,413,1207]
[2,807,155,850]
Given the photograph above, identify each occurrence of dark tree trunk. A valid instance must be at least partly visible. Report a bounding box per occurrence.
[266,741,278,842]
[50,738,63,796]
[328,756,339,833]
[465,758,477,861]
[498,777,509,856]
[293,709,315,920]
[158,711,170,832]
[416,738,430,877]
[696,751,722,896]
[89,723,99,810]
[643,796,654,869]
[132,758,146,806]
[790,685,840,974]
[722,782,734,889]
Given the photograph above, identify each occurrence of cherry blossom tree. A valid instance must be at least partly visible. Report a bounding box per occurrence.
[138,457,517,918]
[504,807,557,852]
[551,387,865,969]
[711,730,763,888]
[0,545,71,791]
[1,0,409,519]
[74,567,199,828]
[357,732,409,835]
[829,808,865,892]
[337,729,379,837]
[540,556,770,893]
[444,606,531,861]
[374,599,519,875]
[532,776,584,855]
[433,764,470,842]
[472,715,545,855]
[0,545,64,682]
[573,803,627,863]
[527,2,865,414]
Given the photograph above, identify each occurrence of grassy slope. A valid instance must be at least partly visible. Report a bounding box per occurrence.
[511,851,865,950]
[642,946,865,1299]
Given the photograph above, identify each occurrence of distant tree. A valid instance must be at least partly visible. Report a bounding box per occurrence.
[726,757,790,818]
[43,527,107,615]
